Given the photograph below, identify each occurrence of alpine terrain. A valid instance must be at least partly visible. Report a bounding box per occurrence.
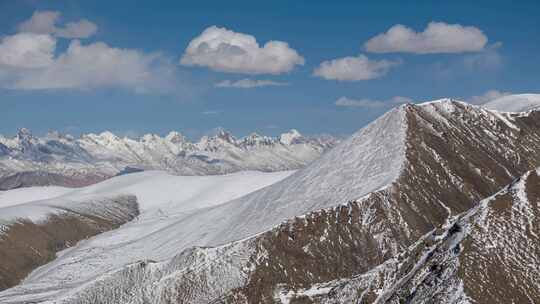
[0,129,337,190]
[0,98,540,303]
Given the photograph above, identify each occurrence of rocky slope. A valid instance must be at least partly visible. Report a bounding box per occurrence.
[312,167,540,304]
[0,129,337,189]
[1,99,539,303]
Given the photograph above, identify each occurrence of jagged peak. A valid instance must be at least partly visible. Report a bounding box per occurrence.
[215,128,236,142]
[16,128,33,140]
[80,131,121,145]
[140,133,161,142]
[279,129,303,145]
[99,131,119,140]
[240,132,275,147]
[165,131,186,144]
[196,128,238,146]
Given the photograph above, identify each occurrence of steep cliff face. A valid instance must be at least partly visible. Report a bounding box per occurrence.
[1,100,539,303]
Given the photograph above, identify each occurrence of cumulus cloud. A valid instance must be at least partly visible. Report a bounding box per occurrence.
[0,33,55,68]
[313,54,400,81]
[18,10,97,39]
[9,40,174,92]
[0,35,175,92]
[215,78,289,88]
[180,26,304,75]
[335,96,412,108]
[467,90,511,104]
[0,10,179,92]
[365,22,487,54]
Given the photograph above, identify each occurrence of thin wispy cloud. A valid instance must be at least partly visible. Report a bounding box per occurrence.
[365,22,488,54]
[202,110,220,115]
[215,79,289,88]
[180,26,304,75]
[335,96,412,108]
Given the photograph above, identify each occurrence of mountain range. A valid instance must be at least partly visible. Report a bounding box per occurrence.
[0,128,337,190]
[0,94,539,303]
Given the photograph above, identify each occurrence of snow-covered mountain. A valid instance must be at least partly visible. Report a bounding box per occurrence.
[0,128,337,189]
[483,93,540,112]
[1,99,540,303]
[0,170,293,293]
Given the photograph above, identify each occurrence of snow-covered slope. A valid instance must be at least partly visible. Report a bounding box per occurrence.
[2,99,540,303]
[0,129,337,189]
[0,186,72,209]
[0,170,293,302]
[483,93,540,112]
[0,108,403,303]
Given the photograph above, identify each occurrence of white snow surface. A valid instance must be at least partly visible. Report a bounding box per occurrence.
[0,105,407,303]
[0,170,293,302]
[0,186,72,208]
[483,93,540,112]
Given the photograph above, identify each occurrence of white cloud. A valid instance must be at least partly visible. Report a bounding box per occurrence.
[467,90,511,104]
[335,96,412,108]
[0,33,55,68]
[215,78,289,88]
[0,11,177,92]
[180,26,304,75]
[18,10,97,39]
[0,33,175,92]
[365,22,487,54]
[313,54,400,81]
[54,19,97,39]
[10,40,173,92]
[18,11,59,35]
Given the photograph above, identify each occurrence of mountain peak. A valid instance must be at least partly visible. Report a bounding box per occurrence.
[164,131,186,143]
[279,129,303,145]
[98,131,119,141]
[215,128,235,142]
[16,128,33,140]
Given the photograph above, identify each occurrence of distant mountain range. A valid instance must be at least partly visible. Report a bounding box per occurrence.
[0,128,338,189]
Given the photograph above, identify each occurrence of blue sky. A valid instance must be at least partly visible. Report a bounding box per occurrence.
[0,0,539,139]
